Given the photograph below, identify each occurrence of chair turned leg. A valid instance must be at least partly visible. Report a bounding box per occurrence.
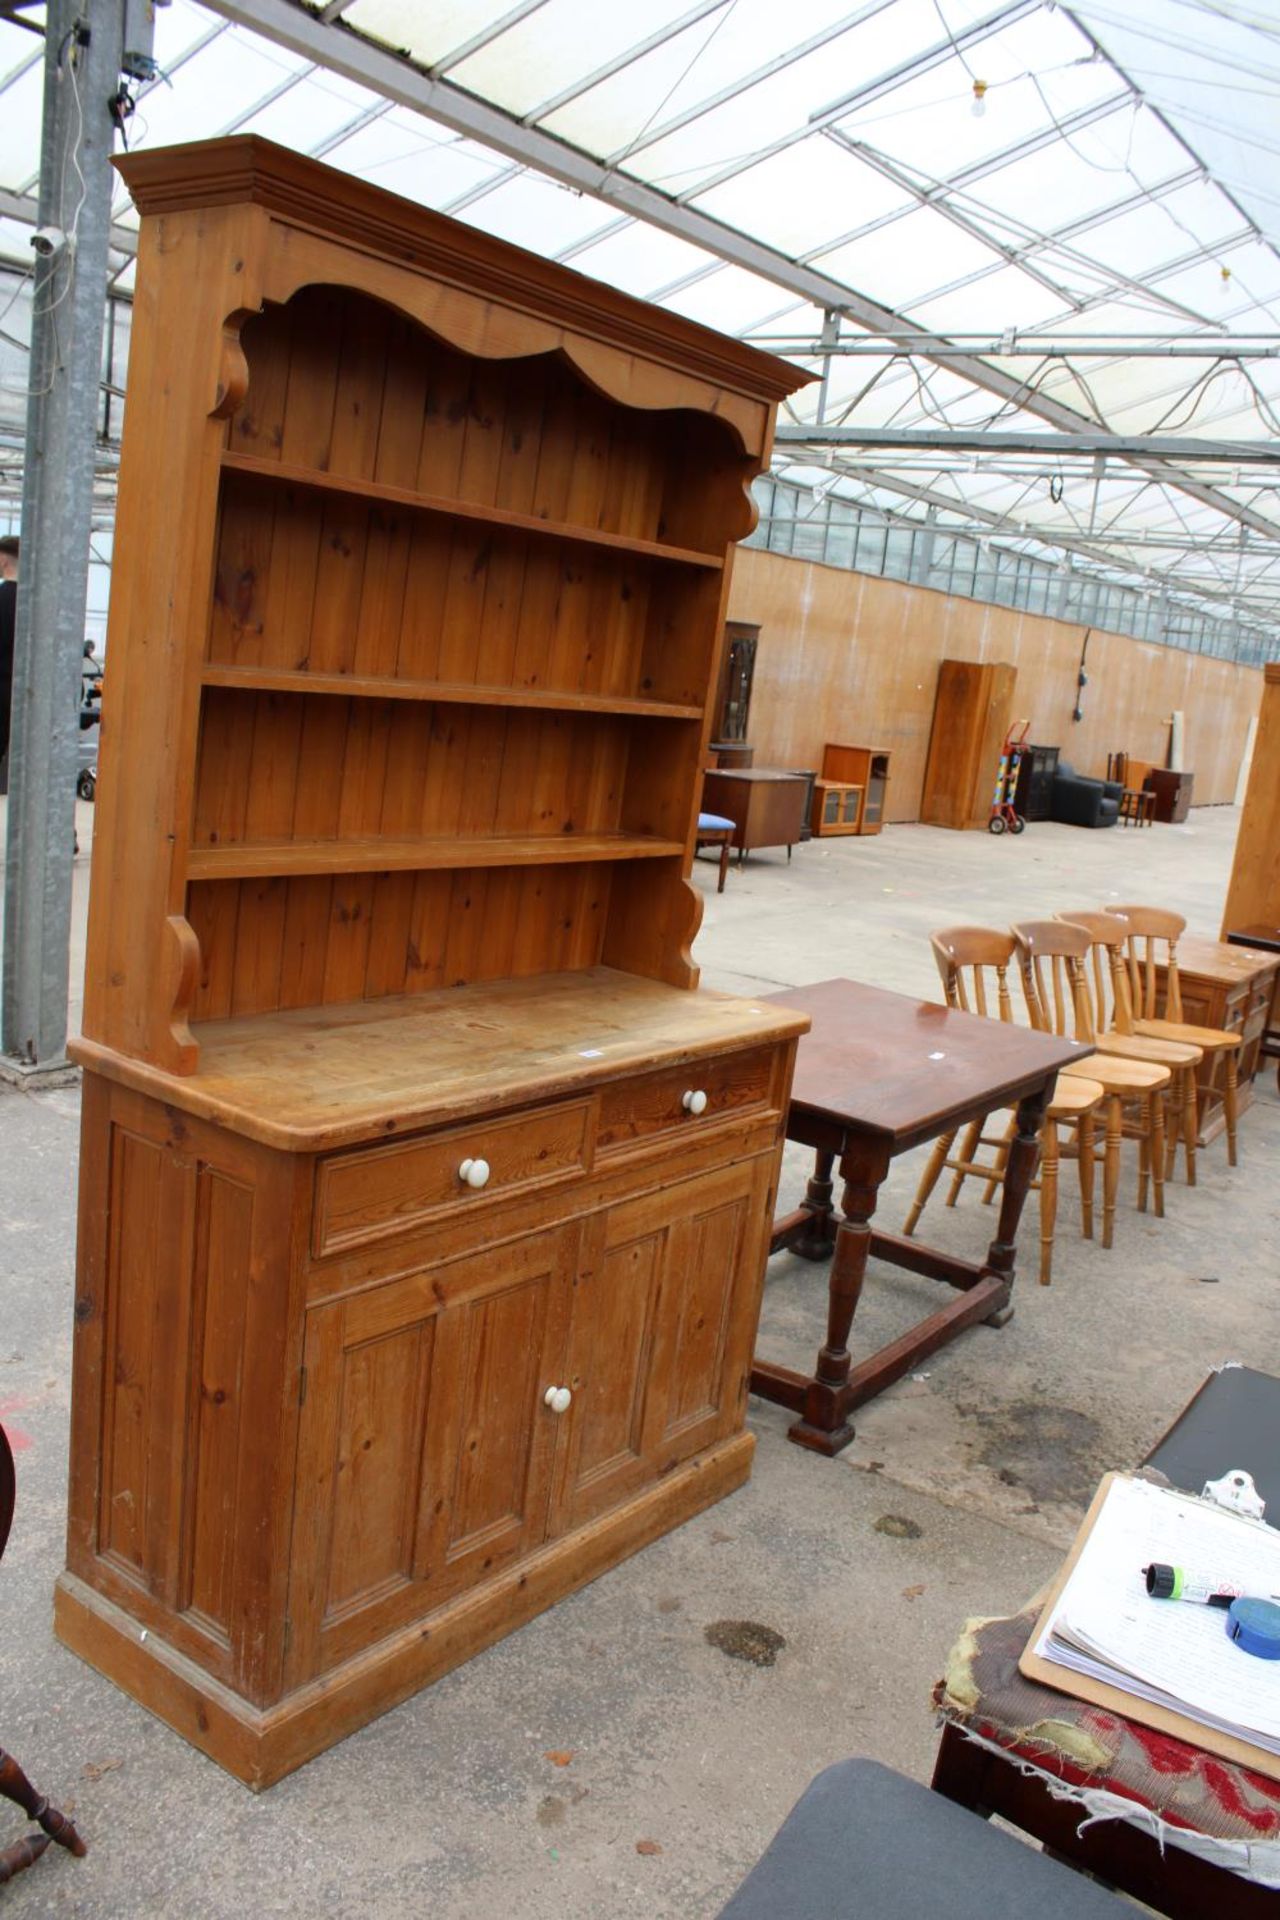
[717,839,729,893]
[1165,1070,1182,1182]
[980,1116,1015,1207]
[0,1834,50,1885]
[0,1749,87,1860]
[1137,1097,1150,1215]
[1076,1111,1094,1240]
[1039,1119,1058,1286]
[1102,1094,1122,1250]
[1225,1051,1239,1167]
[904,1130,956,1237]
[945,1117,985,1208]
[1182,1065,1197,1187]
[1150,1093,1166,1219]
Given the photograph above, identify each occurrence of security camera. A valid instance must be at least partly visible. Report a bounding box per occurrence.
[30,226,69,259]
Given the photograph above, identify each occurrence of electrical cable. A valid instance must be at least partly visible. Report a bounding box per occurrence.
[604,0,742,180]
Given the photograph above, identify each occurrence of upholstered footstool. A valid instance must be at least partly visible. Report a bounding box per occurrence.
[717,1757,1130,1917]
[933,1604,1280,1917]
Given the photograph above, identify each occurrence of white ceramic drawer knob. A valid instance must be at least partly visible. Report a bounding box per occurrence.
[544,1386,572,1414]
[682,1088,709,1116]
[458,1156,491,1190]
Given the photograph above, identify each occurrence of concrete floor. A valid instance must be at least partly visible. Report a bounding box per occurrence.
[1,798,1277,1917]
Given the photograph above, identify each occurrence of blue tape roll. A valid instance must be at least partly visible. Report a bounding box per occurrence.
[1226,1597,1280,1660]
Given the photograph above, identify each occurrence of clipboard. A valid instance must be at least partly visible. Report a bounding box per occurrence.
[1019,1472,1280,1782]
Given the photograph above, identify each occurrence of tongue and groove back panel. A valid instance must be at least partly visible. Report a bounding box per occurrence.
[187,282,742,1027]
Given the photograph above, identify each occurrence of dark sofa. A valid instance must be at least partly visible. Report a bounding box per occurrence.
[1050,761,1122,828]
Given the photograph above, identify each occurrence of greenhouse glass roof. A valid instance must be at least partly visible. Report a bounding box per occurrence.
[2,0,1280,651]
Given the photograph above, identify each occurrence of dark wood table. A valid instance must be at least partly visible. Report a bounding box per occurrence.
[750,980,1088,1456]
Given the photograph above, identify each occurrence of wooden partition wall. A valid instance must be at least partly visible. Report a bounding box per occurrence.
[728,546,1261,819]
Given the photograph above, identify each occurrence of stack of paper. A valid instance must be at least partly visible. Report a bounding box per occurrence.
[1032,1475,1280,1755]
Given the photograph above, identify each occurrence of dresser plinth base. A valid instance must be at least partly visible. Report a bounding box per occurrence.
[55,1432,753,1790]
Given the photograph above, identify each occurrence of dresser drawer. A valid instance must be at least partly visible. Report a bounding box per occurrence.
[313,1098,593,1256]
[596,1047,776,1155]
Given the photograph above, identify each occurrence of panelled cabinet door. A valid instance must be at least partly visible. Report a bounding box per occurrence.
[554,1156,774,1530]
[286,1225,577,1684]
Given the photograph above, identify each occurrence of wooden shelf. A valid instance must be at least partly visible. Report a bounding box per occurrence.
[187,830,685,882]
[200,663,702,720]
[220,451,725,572]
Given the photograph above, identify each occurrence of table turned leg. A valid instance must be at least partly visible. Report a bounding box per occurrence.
[771,1150,839,1261]
[980,1090,1045,1325]
[0,1834,50,1885]
[787,1140,891,1457]
[0,1749,86,1859]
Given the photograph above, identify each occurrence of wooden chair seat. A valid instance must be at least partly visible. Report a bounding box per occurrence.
[1109,903,1242,1169]
[1059,1052,1169,1094]
[905,928,1105,1285]
[1092,1030,1201,1068]
[1058,909,1201,1189]
[1015,919,1171,1247]
[1134,1016,1241,1053]
[1047,1074,1107,1117]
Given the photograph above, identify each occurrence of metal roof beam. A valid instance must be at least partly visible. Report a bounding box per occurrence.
[822,128,1089,316]
[524,0,730,125]
[432,0,553,77]
[752,337,1280,358]
[765,464,1279,609]
[0,39,42,90]
[828,128,1211,327]
[309,96,394,160]
[177,0,1280,552]
[216,61,313,136]
[599,0,899,165]
[660,0,1039,207]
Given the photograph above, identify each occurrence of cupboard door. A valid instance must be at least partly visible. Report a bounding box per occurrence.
[555,1156,774,1530]
[287,1225,576,1681]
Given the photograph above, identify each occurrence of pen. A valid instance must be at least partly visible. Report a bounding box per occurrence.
[1143,1562,1245,1608]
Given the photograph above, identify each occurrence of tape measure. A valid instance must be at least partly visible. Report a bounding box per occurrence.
[1226,1597,1280,1660]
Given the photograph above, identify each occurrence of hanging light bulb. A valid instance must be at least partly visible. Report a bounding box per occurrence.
[971,79,989,117]
[1220,264,1232,298]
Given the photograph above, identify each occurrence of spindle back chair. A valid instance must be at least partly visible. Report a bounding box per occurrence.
[904,927,1103,1285]
[1011,920,1172,1248]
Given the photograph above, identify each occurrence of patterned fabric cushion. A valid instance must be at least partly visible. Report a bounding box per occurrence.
[936,1604,1280,1886]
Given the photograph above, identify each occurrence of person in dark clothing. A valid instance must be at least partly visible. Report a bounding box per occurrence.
[0,534,18,795]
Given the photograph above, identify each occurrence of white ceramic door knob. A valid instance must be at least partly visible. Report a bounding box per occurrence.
[458,1157,491,1189]
[543,1386,572,1414]
[682,1089,709,1116]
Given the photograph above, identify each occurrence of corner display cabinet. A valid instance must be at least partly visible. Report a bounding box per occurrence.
[59,138,811,1787]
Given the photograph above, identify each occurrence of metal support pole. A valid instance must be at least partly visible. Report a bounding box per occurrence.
[2,1,126,1076]
[814,309,839,426]
[910,507,937,586]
